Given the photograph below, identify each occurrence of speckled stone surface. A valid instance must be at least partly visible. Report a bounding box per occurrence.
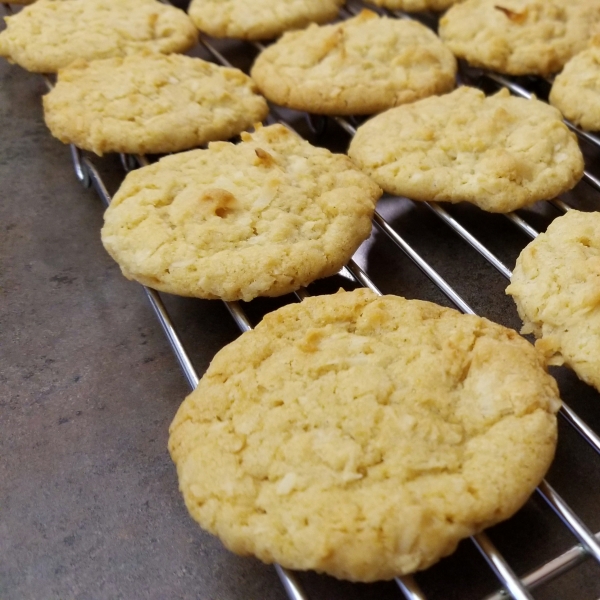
[2,3,600,599]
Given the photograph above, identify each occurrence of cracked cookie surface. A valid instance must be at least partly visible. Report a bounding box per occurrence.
[348,87,583,213]
[439,0,600,76]
[550,41,600,131]
[507,210,600,392]
[169,288,560,581]
[0,0,198,73]
[43,53,269,155]
[251,10,456,115]
[187,0,344,41]
[101,125,381,301]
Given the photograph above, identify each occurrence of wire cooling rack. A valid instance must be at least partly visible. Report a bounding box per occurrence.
[4,0,600,598]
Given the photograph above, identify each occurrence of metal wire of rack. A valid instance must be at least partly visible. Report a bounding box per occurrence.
[4,0,600,598]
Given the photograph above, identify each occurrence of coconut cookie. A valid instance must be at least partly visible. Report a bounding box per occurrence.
[507,210,600,391]
[43,54,269,156]
[250,10,456,116]
[101,125,381,301]
[187,0,344,41]
[368,0,462,12]
[439,0,600,76]
[348,87,584,213]
[550,42,600,131]
[0,0,198,73]
[169,288,560,581]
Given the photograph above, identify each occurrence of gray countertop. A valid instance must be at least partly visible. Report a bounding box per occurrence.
[2,4,600,599]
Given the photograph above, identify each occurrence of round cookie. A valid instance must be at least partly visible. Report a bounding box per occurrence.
[250,10,456,116]
[439,0,600,76]
[348,87,584,213]
[187,0,344,41]
[550,42,600,131]
[169,288,560,581]
[101,124,382,301]
[368,0,462,12]
[43,53,269,156]
[507,210,600,392]
[0,0,198,73]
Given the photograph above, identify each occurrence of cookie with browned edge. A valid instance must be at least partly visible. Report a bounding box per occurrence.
[348,87,583,213]
[169,288,560,581]
[507,210,600,392]
[43,53,269,155]
[0,0,198,73]
[439,0,600,76]
[187,0,344,41]
[101,125,381,301]
[251,10,456,115]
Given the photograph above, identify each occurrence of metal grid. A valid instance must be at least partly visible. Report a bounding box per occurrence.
[4,0,600,597]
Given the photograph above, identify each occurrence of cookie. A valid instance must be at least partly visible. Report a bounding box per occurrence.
[0,0,198,73]
[507,210,600,391]
[439,0,600,76]
[250,10,456,116]
[43,53,269,156]
[348,87,584,213]
[368,0,462,12]
[101,124,381,301]
[169,288,560,581]
[549,41,600,131]
[187,0,344,41]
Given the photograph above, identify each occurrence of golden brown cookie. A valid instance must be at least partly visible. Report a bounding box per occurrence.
[101,124,381,301]
[43,53,269,155]
[250,10,456,115]
[348,87,584,213]
[439,0,600,76]
[169,288,560,581]
[187,0,344,41]
[0,0,198,73]
[507,210,600,391]
[549,41,600,131]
